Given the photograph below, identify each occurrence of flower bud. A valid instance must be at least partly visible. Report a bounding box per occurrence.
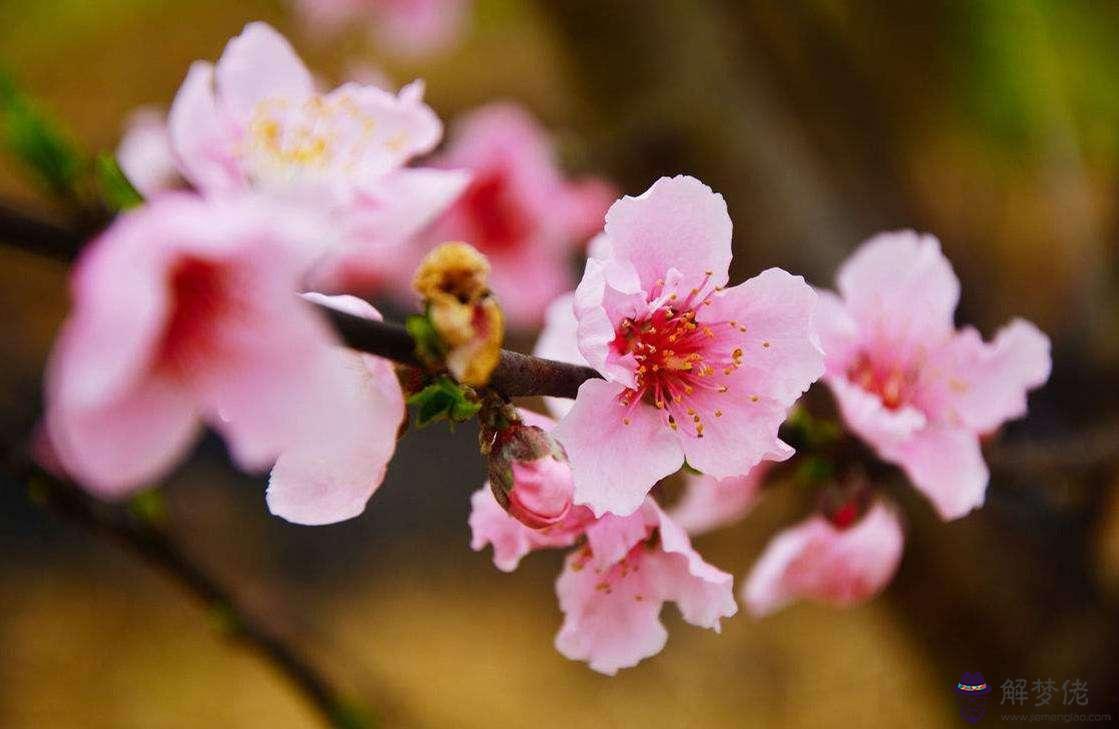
[487,421,573,529]
[412,242,504,386]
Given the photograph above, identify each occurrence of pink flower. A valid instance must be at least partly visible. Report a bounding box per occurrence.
[553,175,824,517]
[742,500,904,617]
[669,465,767,536]
[43,194,374,507]
[383,104,614,327]
[816,232,1051,520]
[469,490,736,674]
[294,0,471,57]
[166,22,467,280]
[554,500,737,675]
[267,294,405,524]
[116,108,183,197]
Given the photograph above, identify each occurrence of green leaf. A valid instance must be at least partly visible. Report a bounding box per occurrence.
[406,376,480,427]
[0,68,86,201]
[405,312,444,367]
[95,153,143,211]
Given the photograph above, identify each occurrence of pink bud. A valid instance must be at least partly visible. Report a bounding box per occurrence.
[506,454,574,529]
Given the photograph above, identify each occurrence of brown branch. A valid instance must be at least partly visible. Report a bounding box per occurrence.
[10,458,372,729]
[316,305,601,399]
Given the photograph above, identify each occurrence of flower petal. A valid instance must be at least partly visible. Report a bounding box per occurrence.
[167,62,243,193]
[669,467,766,536]
[533,292,589,418]
[742,500,905,616]
[47,371,199,499]
[214,22,314,122]
[554,380,684,517]
[603,175,732,291]
[266,348,404,525]
[892,426,988,521]
[836,231,960,356]
[554,546,667,675]
[699,267,824,405]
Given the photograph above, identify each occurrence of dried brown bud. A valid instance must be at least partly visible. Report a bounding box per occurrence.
[412,242,504,386]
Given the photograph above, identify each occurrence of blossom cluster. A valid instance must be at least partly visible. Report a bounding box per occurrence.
[44,20,1051,675]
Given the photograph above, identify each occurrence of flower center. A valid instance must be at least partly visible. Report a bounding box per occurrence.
[611,276,750,437]
[460,169,530,253]
[158,258,233,377]
[244,93,394,187]
[847,352,914,410]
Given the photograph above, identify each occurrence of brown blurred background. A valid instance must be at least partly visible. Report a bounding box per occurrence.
[2,0,1119,726]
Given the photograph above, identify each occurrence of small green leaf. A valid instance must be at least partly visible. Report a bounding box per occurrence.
[405,312,444,366]
[95,153,143,211]
[407,376,479,427]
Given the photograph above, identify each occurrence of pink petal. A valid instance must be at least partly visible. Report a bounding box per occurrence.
[813,288,861,375]
[559,178,616,242]
[468,488,584,572]
[923,319,1051,434]
[313,167,470,293]
[214,22,314,122]
[167,62,243,193]
[742,500,904,616]
[676,385,794,480]
[698,267,825,405]
[836,231,960,356]
[651,505,738,629]
[533,292,587,418]
[553,380,684,518]
[892,426,988,520]
[571,256,643,386]
[117,108,181,197]
[485,246,572,330]
[827,374,927,450]
[669,467,766,536]
[603,175,732,292]
[582,504,657,569]
[266,349,404,524]
[46,371,199,499]
[328,82,445,181]
[554,547,667,675]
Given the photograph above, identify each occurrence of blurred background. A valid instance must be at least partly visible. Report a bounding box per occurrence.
[2,0,1119,726]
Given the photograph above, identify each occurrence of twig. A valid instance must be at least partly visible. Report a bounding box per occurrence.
[317,305,601,399]
[0,200,86,260]
[13,459,372,729]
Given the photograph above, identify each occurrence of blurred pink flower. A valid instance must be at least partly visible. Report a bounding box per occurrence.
[267,294,405,525]
[741,500,904,617]
[669,465,768,536]
[116,108,184,197]
[294,0,471,58]
[470,488,736,674]
[166,22,467,285]
[816,232,1051,520]
[44,194,400,522]
[553,175,824,518]
[384,103,615,327]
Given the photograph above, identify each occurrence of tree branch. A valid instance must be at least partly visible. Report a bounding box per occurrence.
[315,305,601,399]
